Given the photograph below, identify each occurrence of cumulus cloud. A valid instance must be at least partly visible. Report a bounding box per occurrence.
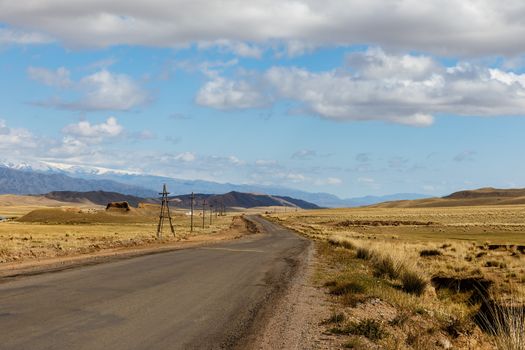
[3,1,525,57]
[174,152,196,162]
[0,119,37,149]
[0,28,53,45]
[196,76,267,110]
[315,177,343,186]
[62,117,123,141]
[28,68,149,111]
[27,66,72,88]
[197,48,525,126]
[74,70,150,111]
[198,40,262,58]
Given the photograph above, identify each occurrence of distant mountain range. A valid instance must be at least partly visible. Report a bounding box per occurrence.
[0,167,155,197]
[42,190,321,210]
[0,161,429,207]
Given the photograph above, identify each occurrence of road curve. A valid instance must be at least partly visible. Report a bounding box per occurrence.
[0,216,309,350]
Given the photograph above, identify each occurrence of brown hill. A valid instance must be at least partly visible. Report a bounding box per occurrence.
[17,206,161,224]
[443,187,525,199]
[44,191,146,207]
[37,190,320,210]
[373,188,525,208]
[170,191,321,209]
[0,194,79,207]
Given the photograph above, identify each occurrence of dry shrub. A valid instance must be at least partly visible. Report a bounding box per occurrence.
[331,319,386,340]
[372,253,403,279]
[327,235,356,250]
[420,249,442,257]
[330,281,366,295]
[476,300,525,350]
[356,246,374,260]
[401,270,428,296]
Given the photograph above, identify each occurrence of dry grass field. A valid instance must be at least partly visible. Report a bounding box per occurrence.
[0,202,238,264]
[266,205,525,349]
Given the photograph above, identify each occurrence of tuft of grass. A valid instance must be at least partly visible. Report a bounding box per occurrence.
[356,246,374,260]
[401,270,428,296]
[486,260,507,268]
[420,249,442,257]
[330,281,366,295]
[331,319,386,340]
[343,338,364,348]
[328,235,356,250]
[372,254,402,279]
[322,312,346,325]
[476,297,525,350]
[492,305,525,350]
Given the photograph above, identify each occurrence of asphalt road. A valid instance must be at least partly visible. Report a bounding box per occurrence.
[0,216,310,350]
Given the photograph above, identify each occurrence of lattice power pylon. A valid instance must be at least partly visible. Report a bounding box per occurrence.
[157,184,175,239]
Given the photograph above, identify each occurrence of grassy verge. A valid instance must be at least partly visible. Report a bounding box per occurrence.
[264,207,525,349]
[314,239,490,349]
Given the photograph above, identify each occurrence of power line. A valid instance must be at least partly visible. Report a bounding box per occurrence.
[157,184,175,239]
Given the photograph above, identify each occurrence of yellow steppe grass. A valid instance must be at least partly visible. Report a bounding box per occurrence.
[0,206,235,263]
[267,204,525,301]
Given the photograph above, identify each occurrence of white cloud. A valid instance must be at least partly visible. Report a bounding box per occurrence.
[291,149,316,160]
[62,117,123,141]
[199,40,262,58]
[315,177,343,186]
[3,1,525,57]
[358,177,375,184]
[288,173,306,182]
[255,159,278,166]
[228,155,243,165]
[0,119,37,149]
[75,70,149,111]
[27,67,72,88]
[0,28,53,45]
[49,136,89,157]
[197,48,525,126]
[29,68,149,111]
[196,76,267,110]
[174,152,196,162]
[326,177,342,185]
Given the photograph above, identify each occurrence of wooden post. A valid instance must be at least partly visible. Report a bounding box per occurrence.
[202,199,206,229]
[190,192,194,233]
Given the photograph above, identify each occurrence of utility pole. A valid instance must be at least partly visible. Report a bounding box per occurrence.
[190,192,194,233]
[157,184,175,240]
[209,204,213,225]
[202,199,206,229]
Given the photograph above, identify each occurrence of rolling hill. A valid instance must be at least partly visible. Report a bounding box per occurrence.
[36,190,321,210]
[44,191,146,207]
[373,187,525,208]
[170,191,321,209]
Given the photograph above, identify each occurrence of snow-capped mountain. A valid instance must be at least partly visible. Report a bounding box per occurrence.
[0,160,429,207]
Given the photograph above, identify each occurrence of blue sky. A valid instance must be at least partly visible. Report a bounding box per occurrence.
[1,1,525,198]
